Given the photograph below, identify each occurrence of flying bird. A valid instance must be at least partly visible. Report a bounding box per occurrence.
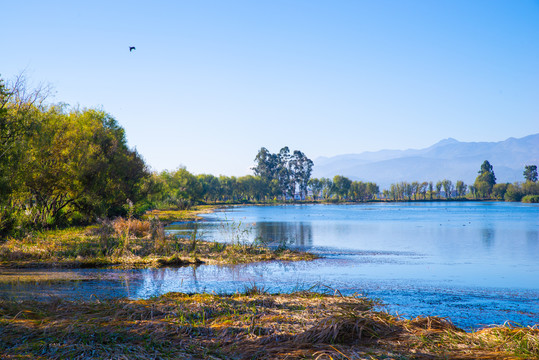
[129,46,136,52]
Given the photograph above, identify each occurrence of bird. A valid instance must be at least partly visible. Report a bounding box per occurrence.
[129,46,136,52]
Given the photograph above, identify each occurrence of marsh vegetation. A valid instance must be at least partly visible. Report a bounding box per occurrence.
[1,289,537,359]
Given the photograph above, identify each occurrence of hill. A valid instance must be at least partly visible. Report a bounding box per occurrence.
[313,134,539,189]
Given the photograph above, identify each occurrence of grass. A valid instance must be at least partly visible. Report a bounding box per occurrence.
[0,209,317,269]
[1,290,536,359]
[141,205,218,223]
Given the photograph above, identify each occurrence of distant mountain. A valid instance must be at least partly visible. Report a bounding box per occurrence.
[312,134,539,189]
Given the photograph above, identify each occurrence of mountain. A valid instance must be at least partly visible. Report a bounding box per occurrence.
[312,134,539,189]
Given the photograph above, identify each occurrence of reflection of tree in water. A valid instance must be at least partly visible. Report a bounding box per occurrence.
[526,230,538,252]
[481,228,495,248]
[254,222,313,248]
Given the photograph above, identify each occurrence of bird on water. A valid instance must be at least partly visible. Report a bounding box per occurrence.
[129,46,136,52]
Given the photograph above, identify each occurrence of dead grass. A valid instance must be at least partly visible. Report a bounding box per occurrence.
[0,291,536,359]
[141,205,218,223]
[0,216,317,269]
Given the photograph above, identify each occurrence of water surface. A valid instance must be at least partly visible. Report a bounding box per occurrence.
[2,202,538,330]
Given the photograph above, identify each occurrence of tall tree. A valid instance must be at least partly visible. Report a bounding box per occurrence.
[291,150,313,200]
[523,165,538,183]
[474,160,496,198]
[441,179,454,199]
[455,180,467,198]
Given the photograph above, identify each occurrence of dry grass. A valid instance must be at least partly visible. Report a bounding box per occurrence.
[0,216,317,269]
[141,205,217,223]
[1,291,536,359]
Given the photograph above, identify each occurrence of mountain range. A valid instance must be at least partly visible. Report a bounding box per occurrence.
[312,134,539,189]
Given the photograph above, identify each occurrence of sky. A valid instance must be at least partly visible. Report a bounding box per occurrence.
[3,0,539,176]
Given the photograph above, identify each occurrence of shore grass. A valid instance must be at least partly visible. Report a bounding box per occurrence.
[1,290,536,359]
[0,207,317,269]
[141,205,218,223]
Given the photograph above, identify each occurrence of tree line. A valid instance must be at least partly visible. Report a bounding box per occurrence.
[2,74,538,236]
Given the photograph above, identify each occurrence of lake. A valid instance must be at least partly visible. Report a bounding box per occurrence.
[2,202,538,330]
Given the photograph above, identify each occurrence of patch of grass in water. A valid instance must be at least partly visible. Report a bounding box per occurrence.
[0,213,317,269]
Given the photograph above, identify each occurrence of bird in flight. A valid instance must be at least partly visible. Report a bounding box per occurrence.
[129,46,136,52]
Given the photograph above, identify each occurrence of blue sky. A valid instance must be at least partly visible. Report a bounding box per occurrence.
[3,1,539,175]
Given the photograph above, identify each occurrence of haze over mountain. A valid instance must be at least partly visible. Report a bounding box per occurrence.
[313,134,539,189]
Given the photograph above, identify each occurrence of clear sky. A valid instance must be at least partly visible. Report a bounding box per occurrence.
[3,1,539,175]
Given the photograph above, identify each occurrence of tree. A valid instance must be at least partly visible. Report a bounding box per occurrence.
[366,182,379,200]
[320,178,333,199]
[435,181,443,199]
[12,106,148,226]
[308,178,323,200]
[524,165,538,183]
[252,146,313,200]
[332,175,352,200]
[252,147,278,181]
[492,183,509,200]
[441,179,454,199]
[504,183,523,202]
[455,180,467,198]
[474,160,496,198]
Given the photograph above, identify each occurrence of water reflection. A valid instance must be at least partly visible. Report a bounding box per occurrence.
[254,221,313,247]
[481,228,495,248]
[526,230,538,254]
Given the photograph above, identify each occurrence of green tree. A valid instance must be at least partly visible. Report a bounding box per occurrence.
[523,165,538,183]
[308,178,323,200]
[435,181,443,199]
[492,183,509,200]
[441,179,454,199]
[12,106,148,226]
[291,150,313,200]
[455,180,467,198]
[474,160,496,198]
[332,175,352,200]
[252,147,278,181]
[504,183,523,202]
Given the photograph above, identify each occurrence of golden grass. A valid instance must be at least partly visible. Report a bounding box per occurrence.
[1,291,536,359]
[0,216,317,269]
[141,205,218,223]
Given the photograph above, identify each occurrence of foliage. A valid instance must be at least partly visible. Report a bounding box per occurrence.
[252,146,313,200]
[474,160,496,198]
[523,165,538,183]
[0,75,149,235]
[522,195,539,203]
[492,183,509,200]
[504,183,523,202]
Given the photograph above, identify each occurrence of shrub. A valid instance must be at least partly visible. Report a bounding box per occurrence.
[522,195,539,203]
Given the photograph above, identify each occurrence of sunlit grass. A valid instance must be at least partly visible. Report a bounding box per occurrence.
[1,290,536,359]
[0,214,317,269]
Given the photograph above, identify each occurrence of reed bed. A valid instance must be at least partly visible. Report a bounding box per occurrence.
[1,290,536,359]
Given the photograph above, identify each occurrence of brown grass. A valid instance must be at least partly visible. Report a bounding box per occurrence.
[1,291,536,359]
[0,216,317,269]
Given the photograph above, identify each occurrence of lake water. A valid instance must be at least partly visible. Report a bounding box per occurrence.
[2,202,538,330]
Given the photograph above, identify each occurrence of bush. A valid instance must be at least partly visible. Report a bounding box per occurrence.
[504,183,523,202]
[521,195,539,203]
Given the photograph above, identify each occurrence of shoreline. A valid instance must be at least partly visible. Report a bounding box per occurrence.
[0,205,317,271]
[1,290,536,359]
